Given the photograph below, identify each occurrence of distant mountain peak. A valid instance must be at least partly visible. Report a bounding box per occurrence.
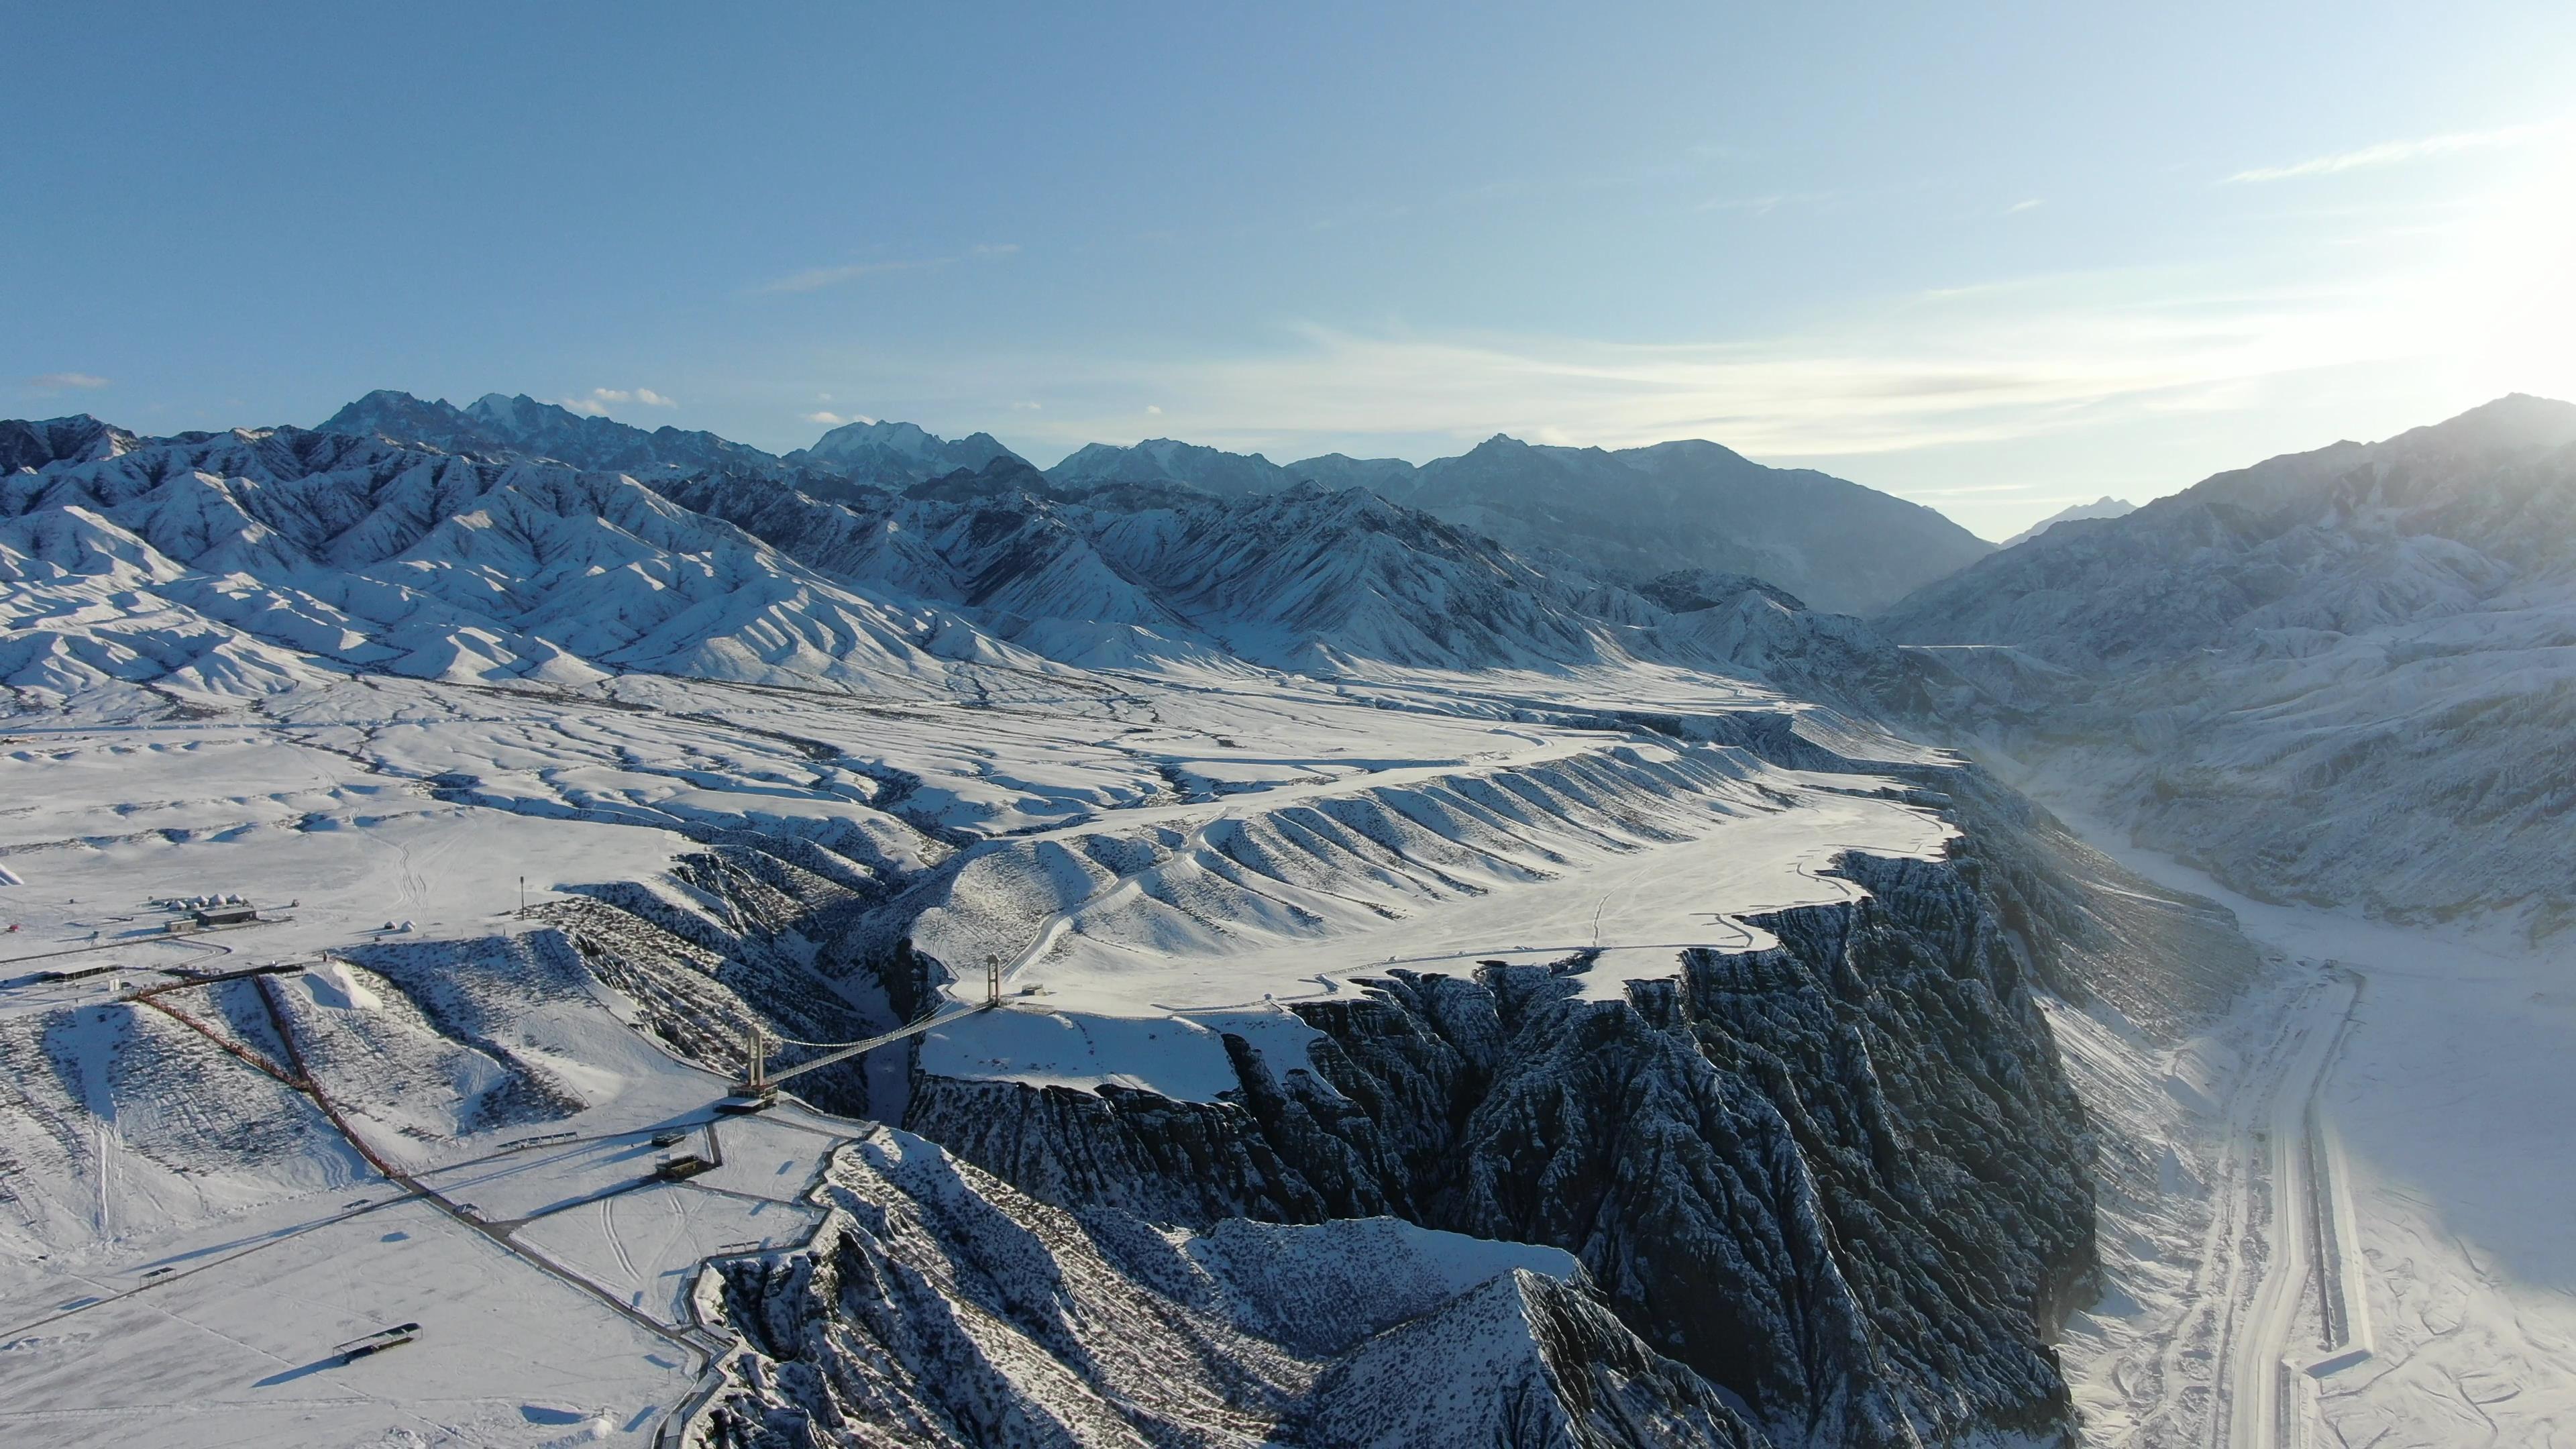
[1998,496,2138,549]
[788,417,1026,485]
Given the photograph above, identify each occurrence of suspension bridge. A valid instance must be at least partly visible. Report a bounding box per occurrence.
[729,955,1009,1106]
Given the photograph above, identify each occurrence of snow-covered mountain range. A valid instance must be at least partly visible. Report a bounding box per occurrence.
[1884,393,2576,936]
[3,407,1984,716]
[44,386,2569,1447]
[1053,430,1996,613]
[309,389,1988,612]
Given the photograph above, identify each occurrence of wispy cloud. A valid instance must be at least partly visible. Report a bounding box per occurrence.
[2224,123,2551,183]
[757,243,1021,294]
[2005,198,2043,214]
[761,258,938,294]
[804,410,875,426]
[554,386,677,416]
[910,271,2426,468]
[26,372,109,390]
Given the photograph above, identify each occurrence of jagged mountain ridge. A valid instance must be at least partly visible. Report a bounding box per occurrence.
[308,390,1992,614]
[0,423,1044,698]
[784,416,1026,485]
[1882,392,2576,934]
[321,389,787,479]
[3,412,1978,719]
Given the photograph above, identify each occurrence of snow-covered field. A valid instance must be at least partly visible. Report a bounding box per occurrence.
[2039,788,2576,1449]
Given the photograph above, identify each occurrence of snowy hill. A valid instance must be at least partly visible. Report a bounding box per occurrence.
[1998,494,2135,548]
[1883,393,2576,934]
[0,423,1046,700]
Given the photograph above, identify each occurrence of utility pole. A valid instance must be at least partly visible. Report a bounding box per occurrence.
[518,876,526,919]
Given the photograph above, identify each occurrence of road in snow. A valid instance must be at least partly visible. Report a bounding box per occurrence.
[2044,792,2576,1449]
[2217,972,2360,1449]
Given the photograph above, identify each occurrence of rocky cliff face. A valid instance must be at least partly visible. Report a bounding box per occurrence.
[905,848,2097,1448]
[695,1126,1765,1448]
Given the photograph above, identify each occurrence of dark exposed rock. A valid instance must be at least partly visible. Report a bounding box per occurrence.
[909,848,2100,1448]
[696,1124,1766,1448]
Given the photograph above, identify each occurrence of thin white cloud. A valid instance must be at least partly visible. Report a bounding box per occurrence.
[553,386,678,416]
[761,258,941,294]
[2224,123,2550,182]
[26,372,109,390]
[920,271,2428,468]
[804,411,848,425]
[2006,198,2043,214]
[758,243,1021,294]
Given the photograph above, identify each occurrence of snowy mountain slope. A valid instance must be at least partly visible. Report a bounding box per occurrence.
[1881,394,2576,934]
[0,423,1061,699]
[1039,431,1994,613]
[1403,435,1996,614]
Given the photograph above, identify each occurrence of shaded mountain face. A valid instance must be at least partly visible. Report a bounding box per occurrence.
[320,390,784,478]
[1403,435,1994,614]
[1047,431,1994,614]
[1047,436,1300,495]
[1,413,140,472]
[786,417,1024,485]
[1881,392,2576,936]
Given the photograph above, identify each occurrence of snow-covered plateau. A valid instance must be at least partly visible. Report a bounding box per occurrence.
[1,395,2560,1448]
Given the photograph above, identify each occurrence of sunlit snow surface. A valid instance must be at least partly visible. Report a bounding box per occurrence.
[0,660,1947,1445]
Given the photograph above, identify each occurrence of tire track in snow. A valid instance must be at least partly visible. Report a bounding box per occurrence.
[602,1196,639,1285]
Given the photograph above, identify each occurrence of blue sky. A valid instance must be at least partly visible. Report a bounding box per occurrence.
[8,1,2573,537]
